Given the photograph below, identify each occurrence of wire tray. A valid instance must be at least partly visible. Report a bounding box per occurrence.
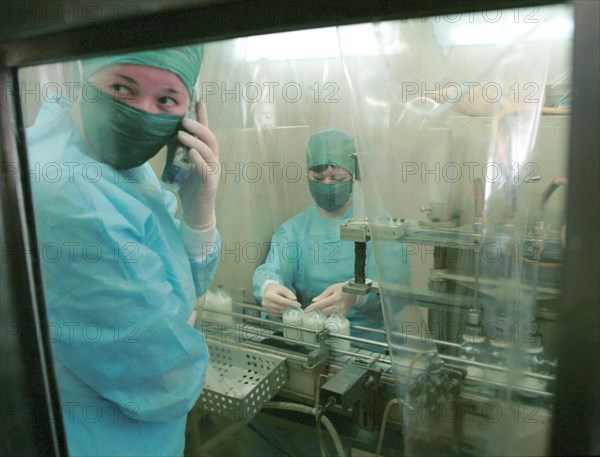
[198,340,287,422]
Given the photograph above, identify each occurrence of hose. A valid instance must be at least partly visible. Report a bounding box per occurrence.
[488,108,570,228]
[262,401,345,457]
[375,398,402,457]
[522,176,569,268]
[315,380,329,457]
[539,177,569,223]
[492,107,571,165]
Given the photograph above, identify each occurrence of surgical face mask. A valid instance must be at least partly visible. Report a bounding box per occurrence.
[79,87,183,170]
[308,179,353,213]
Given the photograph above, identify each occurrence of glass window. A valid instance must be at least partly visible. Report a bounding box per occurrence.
[18,4,573,455]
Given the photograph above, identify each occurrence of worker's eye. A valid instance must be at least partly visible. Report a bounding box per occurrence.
[157,96,177,107]
[334,174,352,182]
[109,83,134,99]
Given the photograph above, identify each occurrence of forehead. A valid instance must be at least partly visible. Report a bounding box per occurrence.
[91,64,186,92]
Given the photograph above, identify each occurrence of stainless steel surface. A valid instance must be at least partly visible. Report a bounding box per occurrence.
[199,340,287,422]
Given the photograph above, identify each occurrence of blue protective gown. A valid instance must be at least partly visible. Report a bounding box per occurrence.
[26,97,220,456]
[252,204,411,346]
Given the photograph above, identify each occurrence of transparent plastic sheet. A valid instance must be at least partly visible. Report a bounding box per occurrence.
[200,37,331,307]
[17,4,572,456]
[18,62,75,127]
[337,5,571,457]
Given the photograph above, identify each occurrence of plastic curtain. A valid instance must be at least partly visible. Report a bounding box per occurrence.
[336,5,571,457]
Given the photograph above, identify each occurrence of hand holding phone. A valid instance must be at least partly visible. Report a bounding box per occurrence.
[161,91,197,191]
[172,97,220,231]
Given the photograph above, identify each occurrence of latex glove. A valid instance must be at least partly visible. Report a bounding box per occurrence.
[305,282,357,316]
[177,100,220,230]
[187,310,197,327]
[262,283,301,318]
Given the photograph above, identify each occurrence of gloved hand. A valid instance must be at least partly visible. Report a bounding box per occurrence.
[177,100,220,231]
[305,282,357,316]
[262,283,301,318]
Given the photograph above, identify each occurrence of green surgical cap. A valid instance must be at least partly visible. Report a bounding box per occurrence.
[80,44,204,96]
[306,128,356,176]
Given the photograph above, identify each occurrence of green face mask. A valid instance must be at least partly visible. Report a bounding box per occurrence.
[79,87,183,170]
[308,179,353,213]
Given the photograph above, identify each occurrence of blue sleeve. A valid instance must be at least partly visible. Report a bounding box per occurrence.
[161,187,179,218]
[189,231,221,297]
[252,224,297,303]
[157,175,220,297]
[36,193,208,423]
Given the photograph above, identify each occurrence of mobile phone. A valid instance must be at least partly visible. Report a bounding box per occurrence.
[161,91,197,191]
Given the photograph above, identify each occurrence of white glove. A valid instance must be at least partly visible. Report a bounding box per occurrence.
[304,282,357,316]
[177,100,220,231]
[262,283,301,318]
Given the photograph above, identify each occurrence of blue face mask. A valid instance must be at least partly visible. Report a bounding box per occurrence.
[308,179,353,213]
[79,86,183,170]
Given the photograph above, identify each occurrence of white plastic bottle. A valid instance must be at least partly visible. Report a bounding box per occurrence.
[324,307,351,351]
[302,309,327,344]
[201,285,234,329]
[282,307,305,344]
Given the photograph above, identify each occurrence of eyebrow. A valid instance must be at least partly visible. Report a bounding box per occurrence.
[113,74,183,95]
[114,74,136,84]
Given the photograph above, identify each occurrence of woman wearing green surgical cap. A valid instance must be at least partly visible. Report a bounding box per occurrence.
[26,44,219,457]
[253,129,411,349]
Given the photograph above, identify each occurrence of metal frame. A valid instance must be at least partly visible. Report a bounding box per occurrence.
[0,67,67,455]
[0,0,597,455]
[552,1,600,454]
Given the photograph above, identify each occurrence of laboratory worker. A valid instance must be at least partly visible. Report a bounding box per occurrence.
[26,44,220,456]
[253,128,411,347]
